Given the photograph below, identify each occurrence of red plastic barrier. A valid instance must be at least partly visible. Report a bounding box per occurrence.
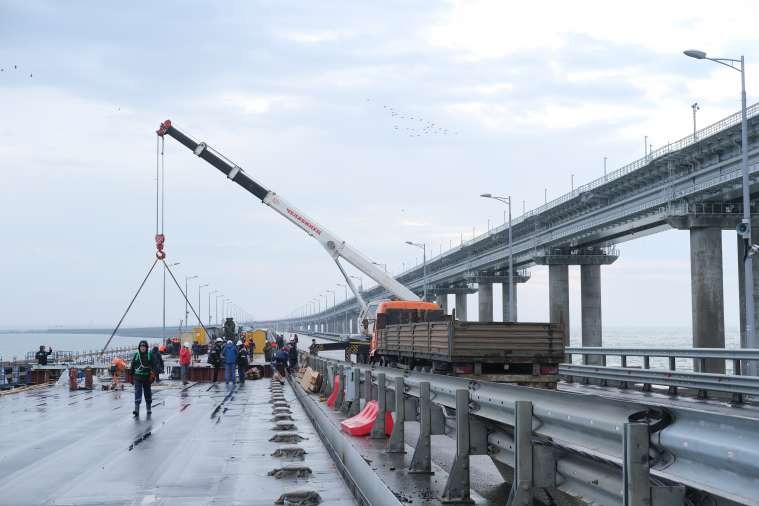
[340,400,393,437]
[326,375,341,408]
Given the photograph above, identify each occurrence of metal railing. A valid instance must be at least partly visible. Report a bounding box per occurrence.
[304,353,759,505]
[16,346,136,367]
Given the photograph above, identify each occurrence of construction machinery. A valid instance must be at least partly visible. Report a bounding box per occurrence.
[156,120,564,382]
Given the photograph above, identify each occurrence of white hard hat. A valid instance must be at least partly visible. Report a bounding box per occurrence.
[227,340,233,345]
[236,340,242,345]
[183,342,190,347]
[216,338,223,342]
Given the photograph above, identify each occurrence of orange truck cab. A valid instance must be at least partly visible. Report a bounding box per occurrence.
[369,300,442,356]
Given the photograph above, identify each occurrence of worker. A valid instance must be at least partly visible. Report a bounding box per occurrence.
[35,345,53,365]
[151,345,164,383]
[309,339,318,355]
[263,340,273,362]
[129,340,153,416]
[288,342,298,372]
[292,334,299,346]
[191,341,200,362]
[110,356,126,390]
[208,338,223,383]
[222,339,238,389]
[236,340,249,385]
[179,342,192,385]
[275,346,289,378]
[276,334,284,349]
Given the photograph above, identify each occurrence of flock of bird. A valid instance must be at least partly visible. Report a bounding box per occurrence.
[0,64,32,78]
[367,98,459,138]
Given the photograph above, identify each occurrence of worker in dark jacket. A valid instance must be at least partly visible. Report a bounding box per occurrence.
[288,340,298,371]
[151,345,164,383]
[275,346,289,378]
[208,338,223,382]
[35,345,53,365]
[129,340,153,416]
[236,340,249,385]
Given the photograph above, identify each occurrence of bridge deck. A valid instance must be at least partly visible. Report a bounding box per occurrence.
[0,378,355,505]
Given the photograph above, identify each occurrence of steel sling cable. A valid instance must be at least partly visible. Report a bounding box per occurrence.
[99,259,159,357]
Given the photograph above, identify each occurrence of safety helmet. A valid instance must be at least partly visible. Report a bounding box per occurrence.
[183,342,190,347]
[236,340,242,345]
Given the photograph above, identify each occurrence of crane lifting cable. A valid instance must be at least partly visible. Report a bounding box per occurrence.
[99,138,213,357]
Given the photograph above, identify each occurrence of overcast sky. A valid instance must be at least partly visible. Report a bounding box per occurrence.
[2,0,758,331]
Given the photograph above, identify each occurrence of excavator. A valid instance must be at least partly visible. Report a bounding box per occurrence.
[156,120,439,359]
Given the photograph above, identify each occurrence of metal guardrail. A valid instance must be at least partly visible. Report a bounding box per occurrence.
[14,346,136,367]
[560,363,759,399]
[305,354,759,505]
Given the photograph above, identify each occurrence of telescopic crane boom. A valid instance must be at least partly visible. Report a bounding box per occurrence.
[156,120,420,315]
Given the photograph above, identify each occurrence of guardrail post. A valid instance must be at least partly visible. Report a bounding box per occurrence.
[441,389,473,504]
[624,422,684,506]
[667,357,678,395]
[341,367,353,414]
[349,367,361,416]
[364,370,373,401]
[506,401,533,506]
[387,376,406,453]
[409,381,432,474]
[370,373,387,439]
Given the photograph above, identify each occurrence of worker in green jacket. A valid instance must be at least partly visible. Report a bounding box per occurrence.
[129,340,153,416]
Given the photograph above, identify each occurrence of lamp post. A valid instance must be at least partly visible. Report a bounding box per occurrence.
[326,289,336,333]
[337,282,348,333]
[184,275,198,329]
[481,194,514,322]
[405,241,427,300]
[349,275,364,293]
[208,290,218,326]
[372,261,388,273]
[691,102,700,141]
[685,49,756,368]
[215,294,223,325]
[197,284,208,325]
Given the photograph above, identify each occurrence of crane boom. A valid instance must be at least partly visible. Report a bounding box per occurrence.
[156,120,421,308]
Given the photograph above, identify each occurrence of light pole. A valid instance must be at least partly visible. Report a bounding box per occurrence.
[215,294,223,325]
[405,241,427,300]
[481,194,514,322]
[184,275,198,329]
[349,275,364,293]
[197,284,208,326]
[208,290,218,326]
[337,283,348,333]
[685,49,756,366]
[372,261,388,273]
[571,174,574,192]
[603,157,607,177]
[691,102,700,141]
[326,289,336,332]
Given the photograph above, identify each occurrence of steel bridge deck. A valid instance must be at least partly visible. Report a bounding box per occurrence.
[0,378,355,506]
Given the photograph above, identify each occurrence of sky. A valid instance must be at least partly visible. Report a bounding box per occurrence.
[1,0,759,331]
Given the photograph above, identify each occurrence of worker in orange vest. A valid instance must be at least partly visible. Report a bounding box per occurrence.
[179,342,192,385]
[110,357,126,390]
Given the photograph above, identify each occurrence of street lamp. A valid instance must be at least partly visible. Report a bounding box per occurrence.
[337,283,348,333]
[685,48,756,365]
[481,194,514,322]
[208,290,218,326]
[197,284,208,325]
[372,261,388,273]
[405,240,427,300]
[184,275,198,328]
[215,294,223,325]
[349,275,364,293]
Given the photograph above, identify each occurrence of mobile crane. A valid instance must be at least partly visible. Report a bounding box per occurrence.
[157,120,564,381]
[156,120,434,340]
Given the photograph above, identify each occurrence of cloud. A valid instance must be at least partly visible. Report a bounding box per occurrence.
[218,92,307,115]
[282,30,355,44]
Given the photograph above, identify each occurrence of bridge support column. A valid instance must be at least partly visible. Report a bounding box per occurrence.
[549,265,570,348]
[737,232,759,353]
[581,265,603,365]
[435,293,449,314]
[690,227,725,373]
[478,283,493,322]
[502,282,518,322]
[455,293,468,321]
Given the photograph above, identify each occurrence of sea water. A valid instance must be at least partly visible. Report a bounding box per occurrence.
[0,332,162,362]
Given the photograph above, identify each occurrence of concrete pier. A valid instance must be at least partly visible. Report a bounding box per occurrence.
[455,293,467,321]
[478,283,493,322]
[502,282,517,322]
[690,228,725,373]
[435,293,449,314]
[549,265,570,347]
[580,264,603,365]
[737,233,759,351]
